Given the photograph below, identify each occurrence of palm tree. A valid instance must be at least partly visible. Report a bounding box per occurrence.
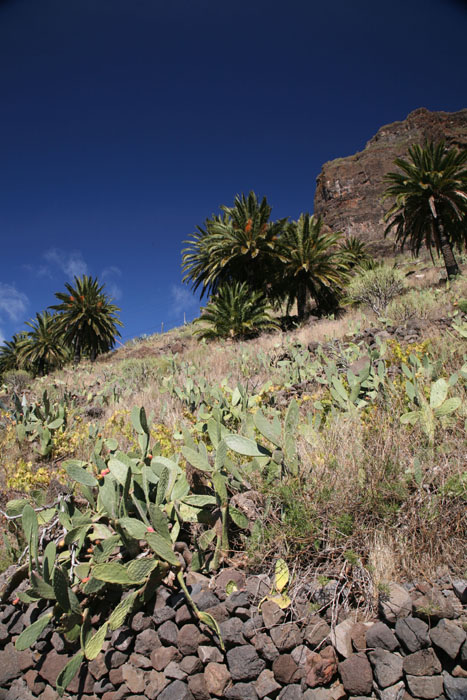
[182,192,287,298]
[50,276,122,363]
[194,281,280,340]
[20,311,68,376]
[0,333,29,375]
[275,214,351,319]
[383,141,467,279]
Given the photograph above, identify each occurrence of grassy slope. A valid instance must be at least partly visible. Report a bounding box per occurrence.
[0,257,466,591]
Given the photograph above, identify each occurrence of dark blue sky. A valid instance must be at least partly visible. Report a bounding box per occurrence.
[0,0,466,345]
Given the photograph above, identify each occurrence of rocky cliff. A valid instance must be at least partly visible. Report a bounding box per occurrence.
[314,107,467,254]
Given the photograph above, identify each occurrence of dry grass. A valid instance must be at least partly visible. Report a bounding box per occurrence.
[1,264,466,585]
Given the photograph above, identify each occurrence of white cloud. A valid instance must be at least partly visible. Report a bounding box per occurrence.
[44,248,88,279]
[0,327,5,346]
[101,266,123,301]
[0,283,29,322]
[170,285,200,318]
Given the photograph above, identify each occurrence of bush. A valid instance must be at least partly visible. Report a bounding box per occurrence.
[345,266,405,316]
[2,369,33,394]
[386,288,440,322]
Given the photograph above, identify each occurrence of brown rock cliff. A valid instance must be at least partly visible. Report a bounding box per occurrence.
[314,107,467,254]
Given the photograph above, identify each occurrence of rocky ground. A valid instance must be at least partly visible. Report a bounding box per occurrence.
[0,566,466,700]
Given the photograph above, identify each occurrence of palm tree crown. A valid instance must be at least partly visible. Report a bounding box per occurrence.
[182,192,286,298]
[275,214,350,318]
[50,276,122,362]
[383,141,467,278]
[20,311,68,375]
[0,333,29,375]
[194,281,279,340]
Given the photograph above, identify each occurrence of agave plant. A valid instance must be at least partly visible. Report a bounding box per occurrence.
[194,281,280,340]
[50,276,122,363]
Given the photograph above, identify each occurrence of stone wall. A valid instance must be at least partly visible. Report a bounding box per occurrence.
[0,567,466,700]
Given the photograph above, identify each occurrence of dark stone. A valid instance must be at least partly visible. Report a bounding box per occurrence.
[177,624,202,655]
[403,648,442,676]
[430,619,466,659]
[191,590,220,611]
[38,649,94,694]
[164,660,187,680]
[413,590,457,622]
[443,672,467,700]
[338,653,373,696]
[159,620,179,646]
[50,632,66,653]
[304,647,337,688]
[111,627,134,653]
[0,605,15,624]
[243,614,263,640]
[176,605,195,625]
[365,622,399,651]
[204,661,231,695]
[152,606,176,626]
[89,653,109,679]
[130,611,153,632]
[129,652,152,669]
[204,602,229,623]
[395,616,430,653]
[270,622,303,651]
[368,649,403,689]
[106,649,128,668]
[304,618,331,648]
[0,643,28,685]
[157,680,195,700]
[227,645,266,681]
[452,580,467,605]
[134,628,161,656]
[253,631,279,661]
[260,600,285,629]
[180,655,203,675]
[406,674,444,699]
[151,646,182,671]
[245,575,271,602]
[254,669,281,698]
[93,679,115,694]
[188,673,210,700]
[2,678,35,700]
[224,683,259,699]
[278,685,304,699]
[219,617,246,646]
[7,610,25,635]
[225,591,250,613]
[197,645,223,664]
[272,653,301,684]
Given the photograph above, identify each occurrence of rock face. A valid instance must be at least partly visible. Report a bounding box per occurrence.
[314,107,467,253]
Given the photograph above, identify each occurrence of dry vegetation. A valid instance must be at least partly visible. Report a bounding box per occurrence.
[0,258,466,596]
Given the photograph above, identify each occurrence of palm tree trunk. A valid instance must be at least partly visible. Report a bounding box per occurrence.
[73,338,81,365]
[297,283,307,320]
[436,220,460,279]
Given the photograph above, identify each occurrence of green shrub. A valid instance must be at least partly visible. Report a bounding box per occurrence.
[2,369,33,393]
[345,266,405,316]
[386,288,439,322]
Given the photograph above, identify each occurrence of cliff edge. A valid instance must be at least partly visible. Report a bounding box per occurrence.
[314,107,467,254]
